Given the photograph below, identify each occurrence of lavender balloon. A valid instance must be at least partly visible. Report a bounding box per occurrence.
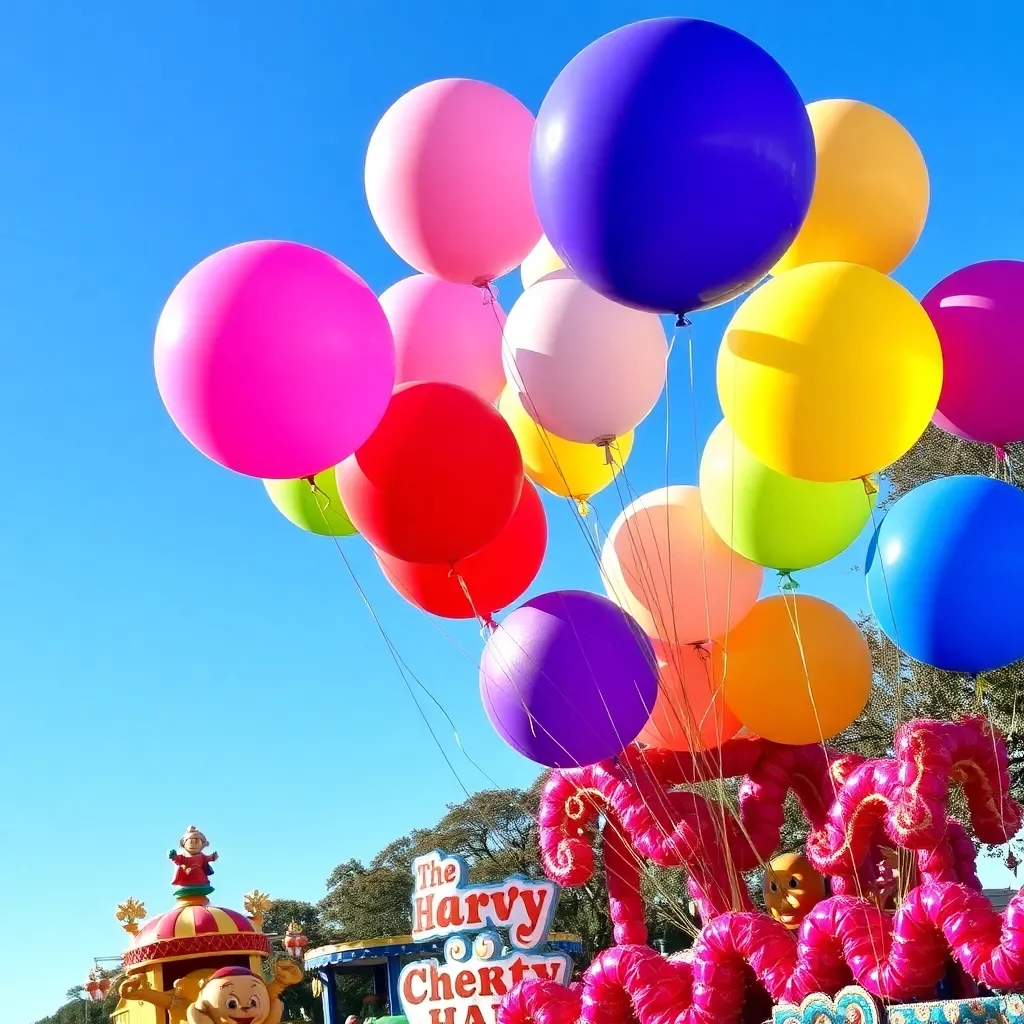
[923,260,1024,447]
[480,590,658,768]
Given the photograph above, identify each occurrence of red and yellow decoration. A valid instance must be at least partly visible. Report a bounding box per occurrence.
[111,827,301,1024]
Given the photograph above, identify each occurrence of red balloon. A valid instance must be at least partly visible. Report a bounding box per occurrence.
[377,480,547,618]
[336,381,524,563]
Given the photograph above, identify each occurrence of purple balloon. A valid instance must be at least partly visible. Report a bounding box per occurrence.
[479,590,658,768]
[531,18,815,315]
[923,260,1024,447]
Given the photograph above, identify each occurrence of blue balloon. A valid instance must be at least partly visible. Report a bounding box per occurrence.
[866,475,1024,674]
[531,18,815,315]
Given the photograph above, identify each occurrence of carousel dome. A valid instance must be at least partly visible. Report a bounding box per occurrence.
[122,899,270,968]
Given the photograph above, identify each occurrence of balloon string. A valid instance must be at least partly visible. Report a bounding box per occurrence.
[448,566,495,636]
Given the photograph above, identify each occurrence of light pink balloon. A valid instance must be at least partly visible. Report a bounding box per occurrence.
[502,272,668,443]
[154,241,395,480]
[365,79,542,285]
[601,485,764,645]
[379,274,507,404]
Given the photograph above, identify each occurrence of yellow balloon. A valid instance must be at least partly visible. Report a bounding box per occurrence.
[498,387,633,501]
[717,262,942,483]
[773,100,929,275]
[520,235,566,290]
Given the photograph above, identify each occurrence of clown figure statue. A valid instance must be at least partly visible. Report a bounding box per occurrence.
[170,825,218,897]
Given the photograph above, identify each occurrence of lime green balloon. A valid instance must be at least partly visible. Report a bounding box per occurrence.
[699,420,875,571]
[263,469,357,537]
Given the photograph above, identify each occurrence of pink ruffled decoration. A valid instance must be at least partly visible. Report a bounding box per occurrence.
[501,717,1024,1024]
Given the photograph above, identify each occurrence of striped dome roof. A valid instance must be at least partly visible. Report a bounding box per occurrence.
[122,900,270,968]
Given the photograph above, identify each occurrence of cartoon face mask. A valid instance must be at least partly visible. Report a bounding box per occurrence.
[763,851,826,930]
[196,969,270,1023]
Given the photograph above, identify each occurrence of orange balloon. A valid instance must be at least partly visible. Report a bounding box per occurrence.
[639,641,741,752]
[721,595,871,745]
[601,485,764,645]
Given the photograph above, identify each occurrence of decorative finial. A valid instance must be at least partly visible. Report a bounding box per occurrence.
[244,889,273,930]
[116,897,146,935]
[169,825,218,901]
[84,964,112,1002]
[283,921,310,961]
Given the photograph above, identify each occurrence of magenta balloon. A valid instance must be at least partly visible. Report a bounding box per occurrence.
[379,274,507,404]
[931,408,977,442]
[155,241,396,479]
[923,260,1024,446]
[365,79,542,285]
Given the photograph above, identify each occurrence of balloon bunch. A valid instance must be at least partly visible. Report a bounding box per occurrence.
[496,716,1024,1024]
[865,260,1024,676]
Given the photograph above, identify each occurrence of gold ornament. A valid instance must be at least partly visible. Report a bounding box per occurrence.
[115,897,146,935]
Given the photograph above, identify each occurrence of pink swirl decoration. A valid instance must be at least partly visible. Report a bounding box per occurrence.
[500,717,1023,1024]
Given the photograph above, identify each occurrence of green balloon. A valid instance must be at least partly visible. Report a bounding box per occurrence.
[699,420,876,571]
[263,469,357,537]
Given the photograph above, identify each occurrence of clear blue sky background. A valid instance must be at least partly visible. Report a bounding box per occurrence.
[2,1,1022,1020]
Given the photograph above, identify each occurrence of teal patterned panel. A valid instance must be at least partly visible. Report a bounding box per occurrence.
[774,986,880,1024]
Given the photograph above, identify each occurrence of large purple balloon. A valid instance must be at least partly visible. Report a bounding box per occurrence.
[479,590,658,768]
[531,18,815,315]
[923,260,1024,447]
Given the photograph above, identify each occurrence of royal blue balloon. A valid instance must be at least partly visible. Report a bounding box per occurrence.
[531,18,815,315]
[866,475,1024,674]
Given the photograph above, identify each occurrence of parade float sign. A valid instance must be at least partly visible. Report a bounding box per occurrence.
[399,851,572,1024]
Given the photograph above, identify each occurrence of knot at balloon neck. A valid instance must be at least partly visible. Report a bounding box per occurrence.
[777,570,800,592]
[479,614,497,639]
[476,280,498,303]
[995,444,1008,464]
[690,641,713,662]
[592,436,616,465]
[675,314,692,328]
[861,475,880,496]
[575,497,591,517]
[304,475,317,488]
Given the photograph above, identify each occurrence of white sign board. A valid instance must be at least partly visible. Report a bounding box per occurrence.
[399,852,572,1024]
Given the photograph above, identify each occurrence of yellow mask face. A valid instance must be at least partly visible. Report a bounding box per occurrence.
[763,852,826,930]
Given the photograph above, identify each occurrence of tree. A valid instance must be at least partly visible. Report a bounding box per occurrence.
[262,899,333,1022]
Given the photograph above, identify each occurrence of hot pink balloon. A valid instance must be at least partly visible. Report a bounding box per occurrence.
[155,241,396,479]
[923,260,1024,446]
[365,79,542,285]
[379,274,506,404]
[601,485,763,645]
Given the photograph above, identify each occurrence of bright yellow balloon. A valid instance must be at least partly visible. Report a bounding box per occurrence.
[773,100,929,275]
[498,387,633,501]
[717,262,942,483]
[520,235,566,290]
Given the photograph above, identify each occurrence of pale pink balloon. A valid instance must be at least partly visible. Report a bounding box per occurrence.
[154,241,395,480]
[379,274,507,404]
[502,272,668,443]
[601,485,764,645]
[365,79,542,285]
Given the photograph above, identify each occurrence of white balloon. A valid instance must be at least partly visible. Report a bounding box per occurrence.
[502,273,668,443]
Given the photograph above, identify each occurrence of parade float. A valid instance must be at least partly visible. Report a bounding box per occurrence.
[151,5,1024,1024]
[305,852,583,1024]
[111,827,303,1024]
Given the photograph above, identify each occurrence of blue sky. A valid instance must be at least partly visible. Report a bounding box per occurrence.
[2,1,1022,1020]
